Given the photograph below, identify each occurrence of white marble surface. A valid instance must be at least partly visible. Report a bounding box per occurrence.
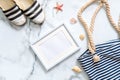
[0,0,120,80]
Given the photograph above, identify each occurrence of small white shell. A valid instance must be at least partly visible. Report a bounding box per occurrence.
[79,34,85,40]
[70,18,77,24]
[72,66,82,73]
[93,55,100,62]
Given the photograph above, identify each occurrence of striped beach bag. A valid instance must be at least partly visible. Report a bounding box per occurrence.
[77,0,120,79]
[78,39,120,79]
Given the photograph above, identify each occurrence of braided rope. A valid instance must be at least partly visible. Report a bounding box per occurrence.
[90,3,103,32]
[89,3,103,53]
[118,16,120,27]
[78,0,103,54]
[78,0,120,54]
[103,1,120,33]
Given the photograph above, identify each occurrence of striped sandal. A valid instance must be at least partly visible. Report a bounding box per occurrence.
[14,0,45,24]
[0,0,26,26]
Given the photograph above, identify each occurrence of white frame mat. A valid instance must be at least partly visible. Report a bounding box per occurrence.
[31,24,79,71]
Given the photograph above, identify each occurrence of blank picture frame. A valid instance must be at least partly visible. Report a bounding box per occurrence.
[31,24,79,71]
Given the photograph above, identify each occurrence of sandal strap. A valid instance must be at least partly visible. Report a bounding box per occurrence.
[30,8,43,20]
[3,5,16,13]
[23,1,43,21]
[23,0,37,13]
[3,5,24,21]
[8,11,23,21]
[25,4,40,17]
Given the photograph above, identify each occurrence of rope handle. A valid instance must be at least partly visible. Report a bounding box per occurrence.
[103,0,120,33]
[78,0,103,54]
[78,0,120,62]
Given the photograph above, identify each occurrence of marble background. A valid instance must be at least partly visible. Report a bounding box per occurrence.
[0,0,120,80]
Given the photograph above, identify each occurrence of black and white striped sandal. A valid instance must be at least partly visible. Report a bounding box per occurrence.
[0,0,26,26]
[14,0,45,24]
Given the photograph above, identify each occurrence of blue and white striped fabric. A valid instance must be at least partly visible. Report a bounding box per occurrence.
[78,39,120,80]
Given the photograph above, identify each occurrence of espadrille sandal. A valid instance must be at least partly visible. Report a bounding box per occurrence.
[14,0,45,24]
[0,0,26,26]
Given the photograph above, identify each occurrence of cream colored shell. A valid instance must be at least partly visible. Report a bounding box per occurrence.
[72,66,82,73]
[79,34,85,40]
[93,55,100,62]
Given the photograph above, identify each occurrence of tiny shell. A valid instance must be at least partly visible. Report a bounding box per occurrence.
[72,66,82,73]
[70,18,77,24]
[79,34,85,40]
[93,55,100,62]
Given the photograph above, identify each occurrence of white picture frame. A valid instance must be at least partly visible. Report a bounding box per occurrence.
[31,24,79,71]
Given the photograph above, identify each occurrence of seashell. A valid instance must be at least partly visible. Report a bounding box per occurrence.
[93,54,100,62]
[72,66,82,73]
[79,34,85,40]
[70,18,77,24]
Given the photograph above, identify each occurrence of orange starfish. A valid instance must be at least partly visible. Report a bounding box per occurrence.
[54,2,63,13]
